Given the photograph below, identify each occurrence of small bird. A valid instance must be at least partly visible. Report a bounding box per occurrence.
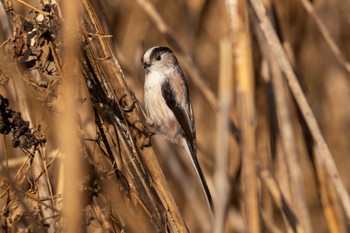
[141,46,213,212]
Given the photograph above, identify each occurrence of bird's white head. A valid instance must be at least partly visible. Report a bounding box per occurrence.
[141,46,179,74]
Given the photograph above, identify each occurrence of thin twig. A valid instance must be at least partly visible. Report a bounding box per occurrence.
[299,0,350,74]
[15,0,49,16]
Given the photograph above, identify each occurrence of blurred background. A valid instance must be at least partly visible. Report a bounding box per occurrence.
[1,0,350,232]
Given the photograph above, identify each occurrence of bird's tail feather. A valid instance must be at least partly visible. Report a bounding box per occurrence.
[180,138,214,213]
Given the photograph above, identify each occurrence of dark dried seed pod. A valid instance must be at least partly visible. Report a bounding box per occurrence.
[4,109,13,118]
[13,130,20,138]
[12,112,21,122]
[43,4,51,13]
[12,138,20,148]
[17,125,29,136]
[31,138,39,147]
[4,126,11,135]
[0,125,5,134]
[1,98,9,108]
[23,21,34,32]
[23,140,31,149]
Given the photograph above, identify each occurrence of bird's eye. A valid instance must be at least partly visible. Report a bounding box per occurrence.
[156,55,161,61]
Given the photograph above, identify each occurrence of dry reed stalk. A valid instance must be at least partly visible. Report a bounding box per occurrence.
[252,8,296,232]
[259,167,303,233]
[269,86,294,233]
[60,0,83,232]
[269,45,312,232]
[237,94,260,232]
[249,0,350,222]
[255,61,275,228]
[298,0,350,74]
[228,0,260,232]
[15,0,48,15]
[314,145,347,233]
[213,38,232,233]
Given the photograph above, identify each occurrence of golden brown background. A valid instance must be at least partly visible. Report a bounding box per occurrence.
[0,0,350,232]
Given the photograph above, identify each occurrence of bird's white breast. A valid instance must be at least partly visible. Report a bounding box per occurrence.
[144,70,180,140]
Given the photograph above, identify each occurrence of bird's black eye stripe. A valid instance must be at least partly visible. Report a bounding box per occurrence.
[153,46,172,55]
[151,46,173,61]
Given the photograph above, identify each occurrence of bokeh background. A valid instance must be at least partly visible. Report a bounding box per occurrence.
[1,0,350,232]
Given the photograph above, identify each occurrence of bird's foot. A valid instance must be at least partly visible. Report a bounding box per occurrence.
[141,131,156,148]
[119,91,138,113]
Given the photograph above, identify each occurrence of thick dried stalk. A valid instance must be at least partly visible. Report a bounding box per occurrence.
[80,0,188,232]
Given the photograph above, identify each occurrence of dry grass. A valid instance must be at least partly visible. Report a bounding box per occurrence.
[0,0,350,232]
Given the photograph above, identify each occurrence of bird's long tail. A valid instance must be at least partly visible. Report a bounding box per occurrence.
[180,138,214,213]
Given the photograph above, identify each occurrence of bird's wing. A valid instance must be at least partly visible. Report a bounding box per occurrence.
[161,76,214,212]
[161,77,195,154]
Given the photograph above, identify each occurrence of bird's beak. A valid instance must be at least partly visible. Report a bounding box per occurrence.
[143,62,151,69]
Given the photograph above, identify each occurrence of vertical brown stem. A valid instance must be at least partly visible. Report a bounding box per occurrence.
[60,0,83,232]
[213,38,233,233]
[229,0,260,232]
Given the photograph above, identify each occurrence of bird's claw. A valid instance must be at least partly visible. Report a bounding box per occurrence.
[119,92,138,113]
[141,131,156,148]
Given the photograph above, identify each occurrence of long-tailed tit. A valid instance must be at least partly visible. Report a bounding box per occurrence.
[141,46,213,212]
